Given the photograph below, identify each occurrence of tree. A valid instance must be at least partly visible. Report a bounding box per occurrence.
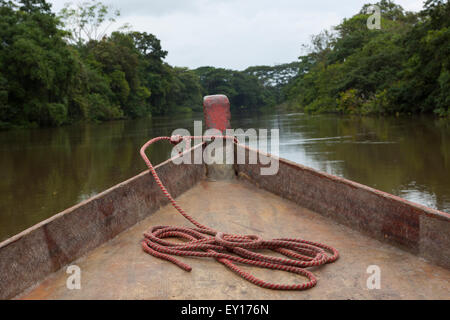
[59,0,126,46]
[131,32,167,62]
[194,66,269,112]
[284,0,450,116]
[382,0,449,115]
[245,62,301,105]
[0,0,79,126]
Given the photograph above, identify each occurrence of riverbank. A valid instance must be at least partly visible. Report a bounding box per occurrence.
[281,101,450,118]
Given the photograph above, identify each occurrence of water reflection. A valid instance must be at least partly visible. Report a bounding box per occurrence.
[0,112,449,241]
[232,113,450,213]
[0,115,200,241]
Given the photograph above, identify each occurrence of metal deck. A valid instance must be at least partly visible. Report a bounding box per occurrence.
[18,179,450,300]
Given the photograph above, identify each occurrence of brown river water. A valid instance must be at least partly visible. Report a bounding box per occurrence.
[1,111,449,241]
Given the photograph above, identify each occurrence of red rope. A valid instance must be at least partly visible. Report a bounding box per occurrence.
[140,135,339,290]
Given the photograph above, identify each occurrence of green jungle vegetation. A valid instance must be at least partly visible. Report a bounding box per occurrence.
[285,0,450,116]
[0,0,448,129]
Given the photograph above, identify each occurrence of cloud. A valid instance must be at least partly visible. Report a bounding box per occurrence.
[48,0,425,70]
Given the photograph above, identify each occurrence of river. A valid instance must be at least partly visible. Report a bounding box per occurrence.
[1,111,449,241]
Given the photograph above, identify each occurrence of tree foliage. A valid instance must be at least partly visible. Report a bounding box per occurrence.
[0,0,78,127]
[0,0,289,128]
[59,0,123,46]
[286,0,450,117]
[4,0,446,129]
[194,66,287,112]
[244,62,300,106]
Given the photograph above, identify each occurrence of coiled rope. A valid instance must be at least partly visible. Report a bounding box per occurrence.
[140,135,339,290]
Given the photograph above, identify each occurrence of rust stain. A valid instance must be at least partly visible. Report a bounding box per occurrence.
[43,225,69,271]
[99,201,115,217]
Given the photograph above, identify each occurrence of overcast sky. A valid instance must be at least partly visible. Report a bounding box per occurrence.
[48,0,424,70]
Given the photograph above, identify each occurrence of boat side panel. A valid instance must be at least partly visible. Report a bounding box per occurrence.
[235,144,450,269]
[420,214,450,266]
[0,155,205,300]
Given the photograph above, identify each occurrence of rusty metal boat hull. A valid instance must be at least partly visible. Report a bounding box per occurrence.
[1,95,449,300]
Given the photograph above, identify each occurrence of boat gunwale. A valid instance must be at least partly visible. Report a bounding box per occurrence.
[3,140,447,252]
[234,142,450,269]
[236,142,449,220]
[0,142,206,250]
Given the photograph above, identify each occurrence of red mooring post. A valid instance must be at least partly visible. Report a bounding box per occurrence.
[203,95,231,133]
[202,95,235,180]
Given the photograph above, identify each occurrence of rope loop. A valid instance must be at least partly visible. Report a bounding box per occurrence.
[140,135,339,290]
